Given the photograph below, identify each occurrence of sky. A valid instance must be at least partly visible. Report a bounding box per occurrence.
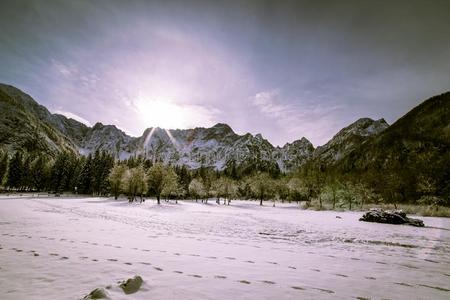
[1,0,450,146]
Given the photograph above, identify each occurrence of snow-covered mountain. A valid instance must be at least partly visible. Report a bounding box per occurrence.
[0,83,391,171]
[72,122,313,171]
[0,84,317,171]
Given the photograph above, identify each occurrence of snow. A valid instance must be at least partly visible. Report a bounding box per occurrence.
[0,196,449,299]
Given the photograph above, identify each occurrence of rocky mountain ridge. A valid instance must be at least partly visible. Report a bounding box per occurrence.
[0,83,391,171]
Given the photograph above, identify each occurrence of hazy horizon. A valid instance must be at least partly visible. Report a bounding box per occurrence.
[1,0,450,146]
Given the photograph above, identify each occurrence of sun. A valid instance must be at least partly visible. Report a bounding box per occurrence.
[134,95,186,129]
[133,91,217,134]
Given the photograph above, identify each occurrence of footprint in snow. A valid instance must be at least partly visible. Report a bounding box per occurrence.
[312,288,335,294]
[394,282,413,287]
[238,280,251,284]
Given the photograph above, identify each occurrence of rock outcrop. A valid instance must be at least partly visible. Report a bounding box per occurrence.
[119,275,144,295]
[82,287,109,299]
[359,208,424,227]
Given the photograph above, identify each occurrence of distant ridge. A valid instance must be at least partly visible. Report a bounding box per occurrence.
[1,83,447,177]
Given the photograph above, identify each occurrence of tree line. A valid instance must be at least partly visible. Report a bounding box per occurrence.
[0,149,447,209]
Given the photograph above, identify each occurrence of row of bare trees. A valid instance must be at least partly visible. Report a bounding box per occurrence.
[108,161,380,209]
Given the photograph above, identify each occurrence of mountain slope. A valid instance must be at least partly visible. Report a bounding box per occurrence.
[3,82,446,183]
[337,92,450,200]
[314,118,389,165]
[0,84,78,154]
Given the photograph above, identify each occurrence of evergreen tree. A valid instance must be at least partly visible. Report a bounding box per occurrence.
[78,154,93,194]
[175,165,191,194]
[50,151,74,193]
[30,155,50,191]
[21,154,33,190]
[0,151,8,187]
[7,152,23,190]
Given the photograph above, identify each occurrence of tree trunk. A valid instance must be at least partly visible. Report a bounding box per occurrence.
[260,198,263,206]
[157,195,161,205]
[332,192,336,210]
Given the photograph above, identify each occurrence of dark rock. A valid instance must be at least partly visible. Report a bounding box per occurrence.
[83,287,109,299]
[119,275,143,295]
[359,208,424,227]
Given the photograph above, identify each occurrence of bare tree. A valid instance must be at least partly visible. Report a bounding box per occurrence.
[249,172,273,206]
[188,178,205,202]
[122,166,147,202]
[108,164,127,199]
[147,162,176,205]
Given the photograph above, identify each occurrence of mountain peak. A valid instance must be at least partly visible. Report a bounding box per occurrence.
[338,117,389,138]
[211,123,234,133]
[93,122,104,130]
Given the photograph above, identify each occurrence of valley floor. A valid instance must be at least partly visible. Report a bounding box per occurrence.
[0,196,449,299]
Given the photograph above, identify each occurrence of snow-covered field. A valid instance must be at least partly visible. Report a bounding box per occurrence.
[0,196,449,299]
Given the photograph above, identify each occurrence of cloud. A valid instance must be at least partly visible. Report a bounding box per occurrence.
[51,59,77,77]
[250,89,343,146]
[2,1,449,148]
[53,110,92,126]
[251,89,294,118]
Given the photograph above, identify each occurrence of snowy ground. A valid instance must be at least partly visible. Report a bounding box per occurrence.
[0,196,449,300]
